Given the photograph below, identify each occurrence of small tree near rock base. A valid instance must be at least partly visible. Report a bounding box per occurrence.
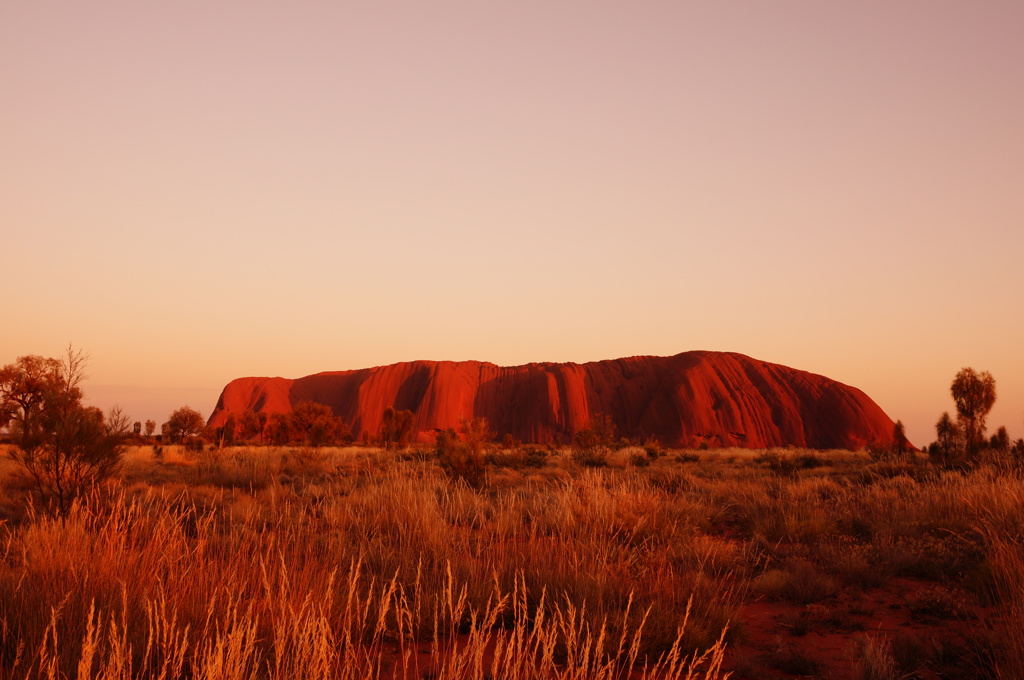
[377,407,415,451]
[951,367,996,462]
[435,417,492,487]
[891,420,910,460]
[571,428,608,467]
[288,401,351,447]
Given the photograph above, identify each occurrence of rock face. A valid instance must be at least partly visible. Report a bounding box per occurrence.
[208,351,899,449]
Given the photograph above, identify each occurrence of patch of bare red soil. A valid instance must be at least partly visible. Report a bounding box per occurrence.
[724,578,1000,679]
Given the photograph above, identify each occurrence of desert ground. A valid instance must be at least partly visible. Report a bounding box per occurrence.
[1,442,1021,680]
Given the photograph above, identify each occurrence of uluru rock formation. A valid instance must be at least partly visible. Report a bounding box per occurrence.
[208,351,900,450]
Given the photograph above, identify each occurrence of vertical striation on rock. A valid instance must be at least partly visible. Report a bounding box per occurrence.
[208,351,900,449]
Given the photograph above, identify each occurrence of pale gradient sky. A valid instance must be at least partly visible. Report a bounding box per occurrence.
[2,2,1022,446]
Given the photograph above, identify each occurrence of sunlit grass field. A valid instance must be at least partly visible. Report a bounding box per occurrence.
[1,444,1022,679]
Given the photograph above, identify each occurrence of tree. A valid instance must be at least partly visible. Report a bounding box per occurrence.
[377,407,415,450]
[932,411,962,467]
[164,406,206,444]
[990,426,1011,453]
[265,413,292,446]
[144,419,156,438]
[951,368,996,460]
[218,413,237,447]
[571,428,607,467]
[1,347,130,514]
[891,420,910,460]
[238,409,263,442]
[241,404,351,447]
[1012,439,1024,464]
[434,418,492,487]
[289,401,350,447]
[589,413,618,448]
[459,416,492,458]
[0,354,64,451]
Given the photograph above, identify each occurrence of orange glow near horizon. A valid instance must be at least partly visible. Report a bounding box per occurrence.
[2,2,1022,446]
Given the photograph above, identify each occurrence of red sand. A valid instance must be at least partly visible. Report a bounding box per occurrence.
[726,577,997,678]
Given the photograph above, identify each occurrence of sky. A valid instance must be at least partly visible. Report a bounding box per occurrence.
[2,1,1022,446]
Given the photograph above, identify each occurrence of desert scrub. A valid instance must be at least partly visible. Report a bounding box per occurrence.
[906,585,972,621]
[753,558,837,605]
[435,427,486,487]
[0,458,736,679]
[485,444,548,469]
[3,446,1024,678]
[851,635,899,680]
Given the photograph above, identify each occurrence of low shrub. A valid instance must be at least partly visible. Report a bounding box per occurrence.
[436,428,485,486]
[280,446,331,477]
[183,437,205,454]
[644,438,665,459]
[522,446,548,468]
[629,451,651,467]
[486,446,549,470]
[754,558,837,604]
[795,452,825,469]
[851,635,899,680]
[907,585,969,621]
[754,452,799,478]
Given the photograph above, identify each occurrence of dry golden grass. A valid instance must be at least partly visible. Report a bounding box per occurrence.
[1,444,1022,678]
[1,446,733,679]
